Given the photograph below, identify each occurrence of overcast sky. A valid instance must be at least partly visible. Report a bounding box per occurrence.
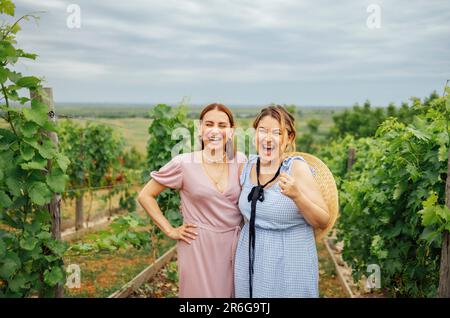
[11,0,450,106]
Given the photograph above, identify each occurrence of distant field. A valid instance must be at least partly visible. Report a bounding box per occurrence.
[1,104,346,155]
[59,117,151,154]
[54,103,346,119]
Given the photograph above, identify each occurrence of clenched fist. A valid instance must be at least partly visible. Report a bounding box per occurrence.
[278,172,301,200]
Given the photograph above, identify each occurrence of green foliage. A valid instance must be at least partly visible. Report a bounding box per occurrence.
[0,3,69,297]
[123,146,144,170]
[318,135,372,187]
[307,118,322,133]
[145,104,191,228]
[419,192,450,245]
[330,100,388,138]
[328,92,441,140]
[283,104,297,115]
[296,118,323,154]
[68,213,151,254]
[166,261,178,282]
[58,120,140,223]
[58,120,125,197]
[0,0,15,16]
[321,96,449,297]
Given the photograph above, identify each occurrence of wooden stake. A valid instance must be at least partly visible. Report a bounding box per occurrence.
[438,147,450,297]
[31,88,64,298]
[347,147,356,172]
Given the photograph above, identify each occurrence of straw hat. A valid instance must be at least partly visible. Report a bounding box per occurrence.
[285,151,339,242]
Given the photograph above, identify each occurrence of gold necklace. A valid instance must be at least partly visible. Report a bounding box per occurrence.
[201,152,228,192]
[202,150,226,163]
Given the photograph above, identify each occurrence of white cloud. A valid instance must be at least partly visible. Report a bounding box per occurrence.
[20,59,110,80]
[10,0,450,105]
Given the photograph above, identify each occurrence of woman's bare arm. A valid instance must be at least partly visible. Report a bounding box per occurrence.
[279,160,330,229]
[137,179,197,244]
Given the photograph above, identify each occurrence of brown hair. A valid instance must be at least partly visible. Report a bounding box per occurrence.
[199,103,236,160]
[252,105,296,155]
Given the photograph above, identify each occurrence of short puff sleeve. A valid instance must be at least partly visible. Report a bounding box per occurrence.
[150,155,183,189]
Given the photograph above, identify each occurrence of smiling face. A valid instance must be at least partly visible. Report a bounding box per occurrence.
[253,106,296,164]
[200,108,233,153]
[255,116,288,162]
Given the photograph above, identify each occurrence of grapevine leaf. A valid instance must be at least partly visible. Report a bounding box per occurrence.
[19,121,39,138]
[16,76,40,89]
[0,252,21,280]
[36,138,56,159]
[0,190,12,209]
[0,0,15,16]
[8,273,28,292]
[28,182,52,205]
[22,99,47,127]
[20,157,47,171]
[19,237,38,251]
[55,153,70,172]
[43,266,64,287]
[0,67,7,84]
[46,168,67,193]
[19,142,35,160]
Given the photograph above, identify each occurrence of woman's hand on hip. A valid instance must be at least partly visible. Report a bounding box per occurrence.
[167,223,198,244]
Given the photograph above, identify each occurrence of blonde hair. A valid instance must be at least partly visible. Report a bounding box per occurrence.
[252,105,296,157]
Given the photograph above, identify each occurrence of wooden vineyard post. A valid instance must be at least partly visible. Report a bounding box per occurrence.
[347,147,356,172]
[438,140,450,297]
[31,88,64,298]
[75,195,84,231]
[75,127,84,231]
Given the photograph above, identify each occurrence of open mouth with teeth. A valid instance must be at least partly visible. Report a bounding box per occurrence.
[262,144,275,156]
[208,135,222,143]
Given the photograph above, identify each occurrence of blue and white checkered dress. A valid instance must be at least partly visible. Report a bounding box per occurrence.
[234,154,319,298]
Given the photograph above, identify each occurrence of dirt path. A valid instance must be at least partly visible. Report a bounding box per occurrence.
[129,240,348,298]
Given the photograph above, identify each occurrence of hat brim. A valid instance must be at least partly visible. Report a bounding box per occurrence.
[287,151,340,242]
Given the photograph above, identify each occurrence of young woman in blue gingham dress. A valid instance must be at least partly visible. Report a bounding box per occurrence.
[234,154,319,298]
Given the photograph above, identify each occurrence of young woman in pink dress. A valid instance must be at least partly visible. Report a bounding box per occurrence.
[137,103,246,298]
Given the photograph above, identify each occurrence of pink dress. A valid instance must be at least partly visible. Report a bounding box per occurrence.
[150,151,246,298]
